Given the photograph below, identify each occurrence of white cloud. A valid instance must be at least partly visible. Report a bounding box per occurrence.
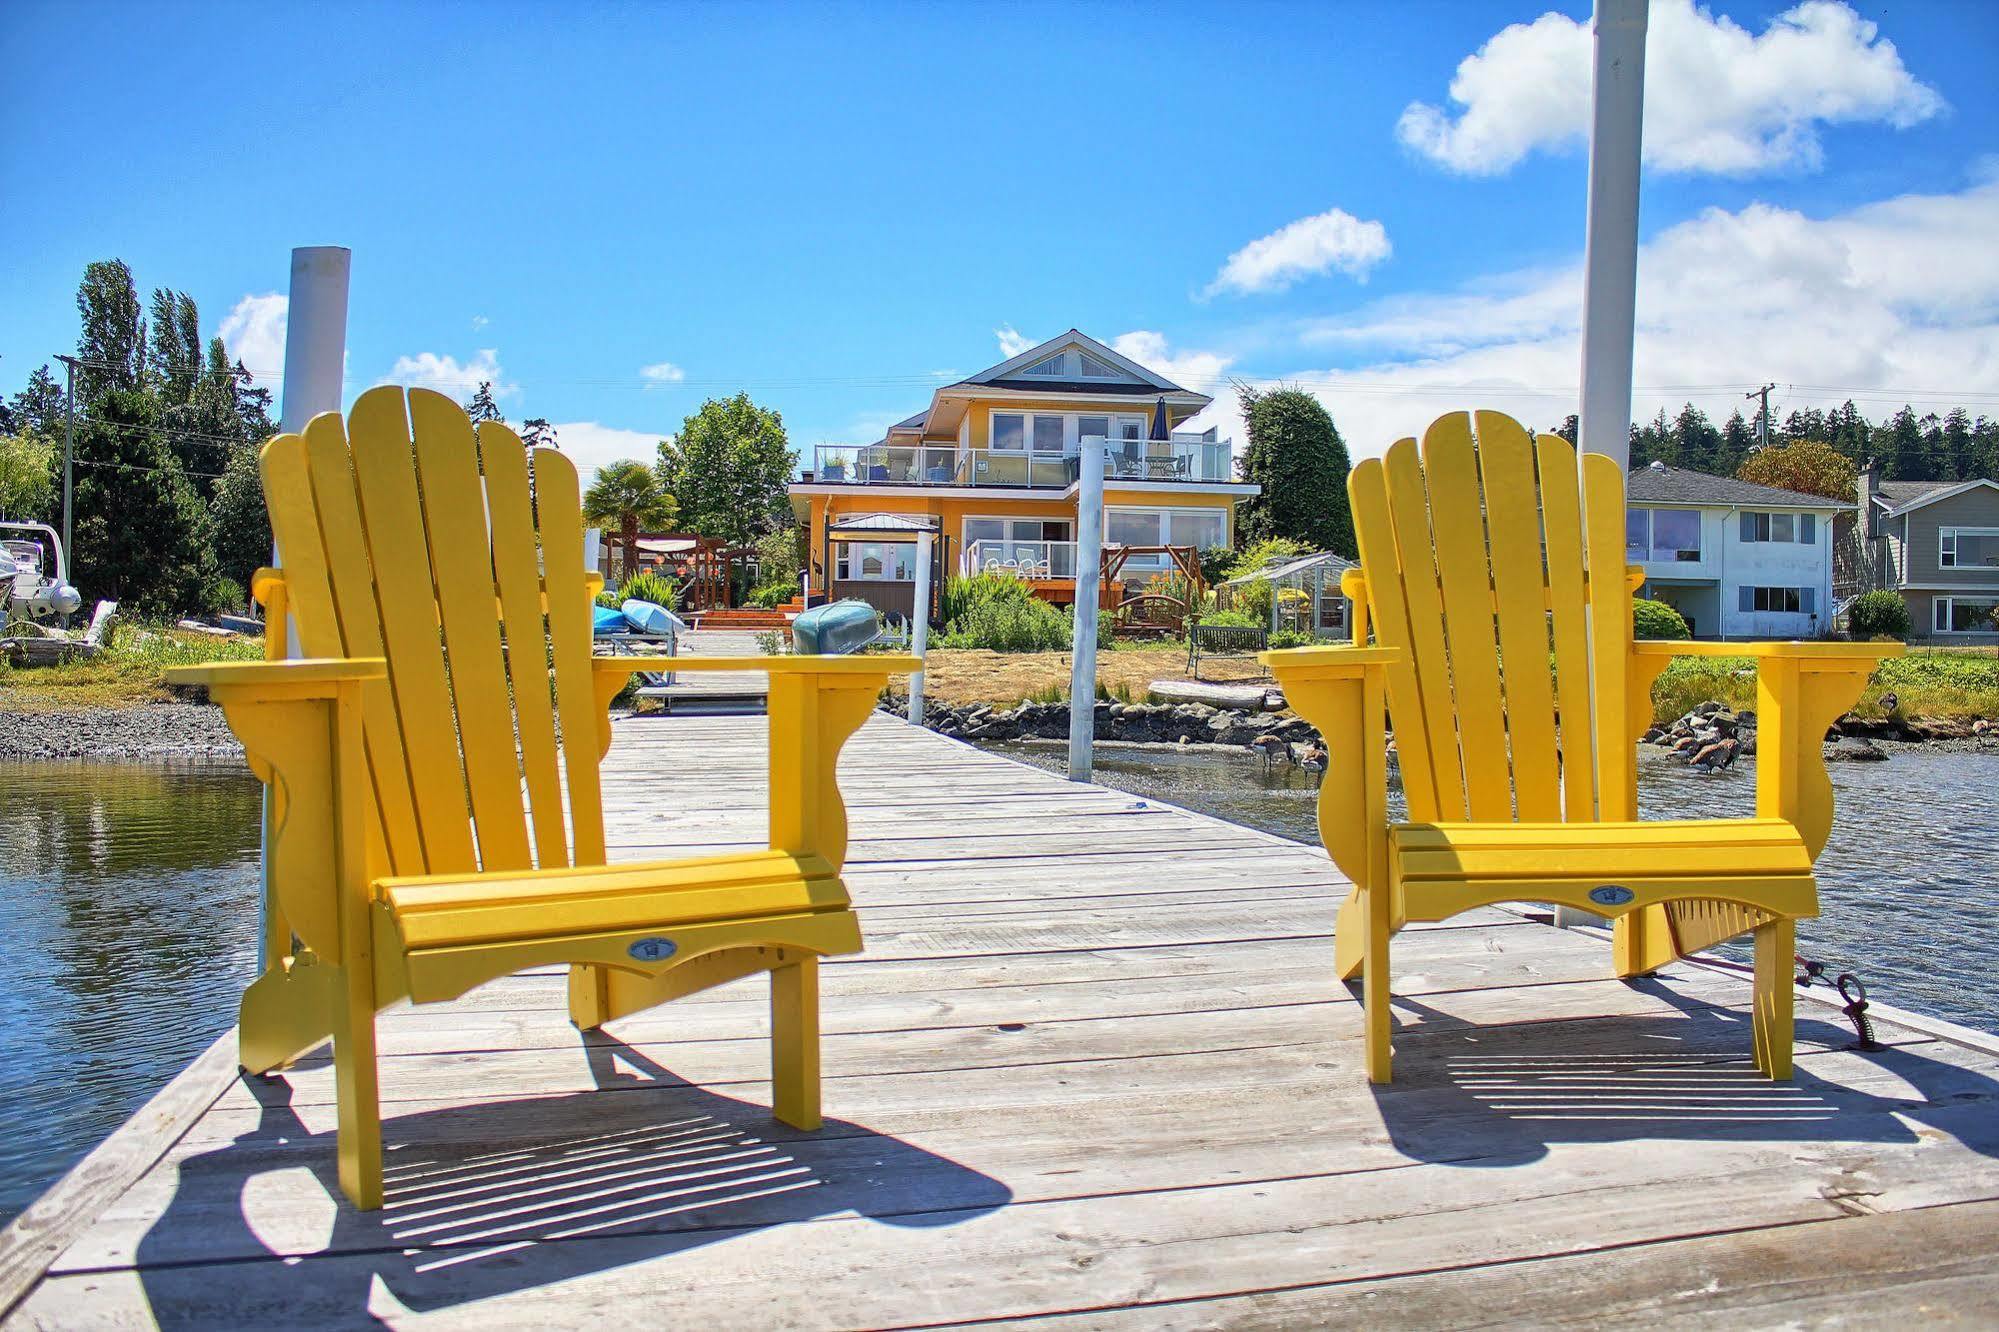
[639,361,685,387]
[994,324,1033,358]
[380,348,517,399]
[1205,207,1391,297]
[217,292,288,384]
[470,315,489,332]
[548,422,669,488]
[1110,331,1235,393]
[1243,176,1999,461]
[1398,0,1943,176]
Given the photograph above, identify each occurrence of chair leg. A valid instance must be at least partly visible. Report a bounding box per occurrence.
[1752,917,1795,1081]
[1363,891,1393,1084]
[567,963,611,1031]
[771,955,822,1130]
[332,964,384,1209]
[1334,889,1366,981]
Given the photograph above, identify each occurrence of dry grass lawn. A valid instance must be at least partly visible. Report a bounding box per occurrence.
[919,645,1268,707]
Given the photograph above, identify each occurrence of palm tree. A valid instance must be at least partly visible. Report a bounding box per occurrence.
[582,460,678,585]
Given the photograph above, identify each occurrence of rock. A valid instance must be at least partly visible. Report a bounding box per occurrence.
[1826,737,1888,762]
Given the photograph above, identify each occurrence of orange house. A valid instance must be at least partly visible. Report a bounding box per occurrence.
[789,330,1259,620]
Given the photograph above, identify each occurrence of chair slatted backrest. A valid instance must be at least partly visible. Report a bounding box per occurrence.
[260,386,605,876]
[1349,410,1634,826]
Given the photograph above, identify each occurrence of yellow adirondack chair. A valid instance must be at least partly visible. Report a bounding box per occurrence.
[1262,410,1899,1085]
[167,387,914,1209]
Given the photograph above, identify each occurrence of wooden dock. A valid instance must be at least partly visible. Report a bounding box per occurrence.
[7,712,1999,1327]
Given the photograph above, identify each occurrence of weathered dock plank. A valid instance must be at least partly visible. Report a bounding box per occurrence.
[6,711,1998,1328]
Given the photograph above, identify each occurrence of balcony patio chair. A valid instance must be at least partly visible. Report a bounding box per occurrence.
[168,387,914,1209]
[1261,410,1899,1085]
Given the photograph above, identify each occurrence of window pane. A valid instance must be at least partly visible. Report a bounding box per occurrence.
[1119,418,1146,440]
[963,519,1004,547]
[1108,510,1162,546]
[1800,513,1815,543]
[1945,598,1999,632]
[1650,509,1701,561]
[1170,511,1226,551]
[1627,510,1648,559]
[992,414,1024,451]
[1771,513,1794,543]
[1956,531,1999,569]
[1078,415,1110,442]
[1033,416,1065,452]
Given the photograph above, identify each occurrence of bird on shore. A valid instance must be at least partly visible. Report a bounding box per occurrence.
[1878,691,1900,715]
[1249,733,1292,771]
[1295,744,1329,773]
[1688,737,1740,772]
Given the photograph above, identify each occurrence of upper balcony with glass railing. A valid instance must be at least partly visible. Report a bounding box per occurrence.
[807,435,1235,488]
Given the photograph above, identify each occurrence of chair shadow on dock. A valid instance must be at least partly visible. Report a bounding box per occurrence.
[1360,975,1999,1169]
[132,1036,1011,1327]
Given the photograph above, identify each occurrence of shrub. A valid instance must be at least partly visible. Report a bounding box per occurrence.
[746,581,794,608]
[1198,608,1260,629]
[1633,597,1691,641]
[1268,628,1315,649]
[211,577,247,614]
[1196,544,1235,588]
[1848,589,1911,641]
[616,570,679,609]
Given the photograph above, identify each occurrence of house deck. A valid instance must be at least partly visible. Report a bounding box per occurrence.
[7,713,1999,1327]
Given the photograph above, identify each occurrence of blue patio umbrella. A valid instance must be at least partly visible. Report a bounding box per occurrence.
[1150,395,1170,440]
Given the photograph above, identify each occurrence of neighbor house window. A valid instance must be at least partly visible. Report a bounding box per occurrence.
[1934,596,1999,634]
[1630,508,1701,562]
[1738,586,1816,614]
[992,413,1025,452]
[1940,527,1999,569]
[1107,507,1228,570]
[835,541,914,581]
[1740,512,1818,544]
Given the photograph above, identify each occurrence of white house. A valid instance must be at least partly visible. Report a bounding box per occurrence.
[1626,462,1848,641]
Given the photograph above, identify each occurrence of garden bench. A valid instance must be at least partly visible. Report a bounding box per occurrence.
[1187,621,1268,678]
[1262,410,1899,1084]
[169,387,914,1209]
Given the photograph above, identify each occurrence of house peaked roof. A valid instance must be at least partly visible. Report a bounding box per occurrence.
[960,329,1190,395]
[1872,477,1999,515]
[1626,461,1847,509]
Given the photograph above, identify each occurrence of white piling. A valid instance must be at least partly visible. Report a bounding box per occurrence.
[261,246,350,964]
[1068,436,1106,781]
[1566,0,1648,929]
[908,529,932,726]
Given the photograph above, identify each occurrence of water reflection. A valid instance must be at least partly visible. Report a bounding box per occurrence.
[998,741,1999,1035]
[0,760,262,1223]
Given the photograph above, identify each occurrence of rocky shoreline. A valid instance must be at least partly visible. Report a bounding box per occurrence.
[900,694,1998,763]
[0,704,243,761]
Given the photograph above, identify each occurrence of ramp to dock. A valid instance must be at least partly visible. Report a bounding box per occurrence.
[6,713,1999,1326]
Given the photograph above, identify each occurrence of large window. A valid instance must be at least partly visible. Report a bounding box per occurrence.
[835,540,914,581]
[1627,508,1703,562]
[963,517,1075,576]
[1738,585,1816,614]
[1940,527,1999,569]
[990,410,1147,454]
[1107,507,1228,569]
[1934,596,1999,634]
[1740,511,1817,544]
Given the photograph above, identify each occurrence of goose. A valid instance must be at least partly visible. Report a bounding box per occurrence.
[1249,733,1292,771]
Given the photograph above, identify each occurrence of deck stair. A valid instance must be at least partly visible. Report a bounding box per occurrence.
[690,607,797,630]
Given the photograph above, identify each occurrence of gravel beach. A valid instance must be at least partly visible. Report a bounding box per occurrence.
[0,703,241,760]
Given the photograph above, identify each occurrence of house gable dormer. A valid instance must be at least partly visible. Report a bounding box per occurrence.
[965,329,1184,394]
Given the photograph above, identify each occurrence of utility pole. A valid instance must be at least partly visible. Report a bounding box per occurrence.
[1747,383,1775,451]
[55,354,78,563]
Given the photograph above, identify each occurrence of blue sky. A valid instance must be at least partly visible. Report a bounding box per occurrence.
[4,0,1996,479]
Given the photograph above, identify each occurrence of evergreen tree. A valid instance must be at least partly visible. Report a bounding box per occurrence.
[1828,400,1871,459]
[1232,386,1355,557]
[1875,406,1928,479]
[66,387,217,614]
[1722,410,1756,464]
[465,380,504,426]
[75,260,146,400]
[1672,404,1723,473]
[1552,414,1578,445]
[656,393,795,544]
[522,417,558,450]
[6,365,63,438]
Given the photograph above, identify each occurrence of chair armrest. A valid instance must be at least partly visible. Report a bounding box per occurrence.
[591,654,918,873]
[166,657,386,698]
[1261,646,1399,891]
[1633,640,1899,858]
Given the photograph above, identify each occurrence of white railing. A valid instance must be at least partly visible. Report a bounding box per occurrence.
[811,435,1233,487]
[964,539,1078,579]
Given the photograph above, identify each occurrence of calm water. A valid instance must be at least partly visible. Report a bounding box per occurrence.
[1000,742,1999,1035]
[0,761,262,1225]
[2,745,1995,1224]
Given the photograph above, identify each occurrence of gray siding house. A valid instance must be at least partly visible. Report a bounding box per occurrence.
[1844,467,1999,640]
